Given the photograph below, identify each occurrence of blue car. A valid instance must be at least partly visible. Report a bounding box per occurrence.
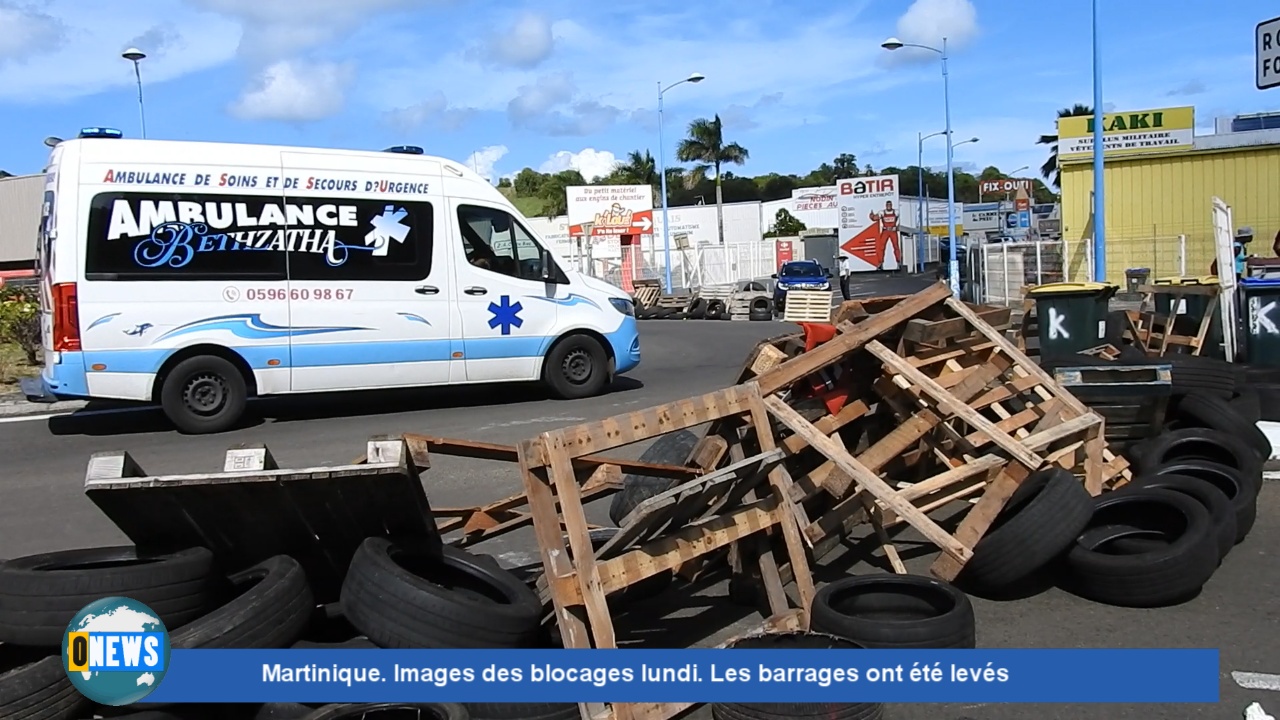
[771,260,832,313]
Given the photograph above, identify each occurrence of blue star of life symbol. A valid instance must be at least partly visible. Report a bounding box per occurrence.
[488,295,524,335]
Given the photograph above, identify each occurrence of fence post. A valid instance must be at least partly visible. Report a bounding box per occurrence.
[1179,234,1187,277]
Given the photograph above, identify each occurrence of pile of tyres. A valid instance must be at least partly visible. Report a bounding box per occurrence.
[635,296,729,321]
[0,539,588,720]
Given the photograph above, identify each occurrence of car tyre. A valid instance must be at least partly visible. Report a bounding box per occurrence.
[0,546,217,647]
[713,632,882,720]
[341,539,542,649]
[1150,460,1258,542]
[608,430,701,525]
[543,335,608,400]
[169,555,313,649]
[159,355,248,435]
[1061,489,1219,607]
[1113,473,1236,562]
[955,468,1092,591]
[810,574,975,648]
[0,651,87,720]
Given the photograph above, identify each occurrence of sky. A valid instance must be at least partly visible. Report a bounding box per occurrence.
[1,0,1276,185]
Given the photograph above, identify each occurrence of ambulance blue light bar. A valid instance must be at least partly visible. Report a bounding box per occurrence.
[384,145,424,155]
[78,127,124,139]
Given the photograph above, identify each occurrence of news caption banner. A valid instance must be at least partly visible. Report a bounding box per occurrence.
[142,649,1219,704]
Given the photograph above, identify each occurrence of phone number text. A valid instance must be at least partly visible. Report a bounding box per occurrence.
[244,288,354,301]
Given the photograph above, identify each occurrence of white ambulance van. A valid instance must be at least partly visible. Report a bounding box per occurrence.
[23,129,640,434]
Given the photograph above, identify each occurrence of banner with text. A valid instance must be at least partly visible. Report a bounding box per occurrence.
[141,648,1219,704]
[1057,106,1195,160]
[836,175,902,272]
[566,185,654,241]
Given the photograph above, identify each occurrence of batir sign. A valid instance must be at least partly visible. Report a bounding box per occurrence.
[1259,16,1280,90]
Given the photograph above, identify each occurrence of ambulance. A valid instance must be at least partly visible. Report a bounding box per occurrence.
[23,129,640,433]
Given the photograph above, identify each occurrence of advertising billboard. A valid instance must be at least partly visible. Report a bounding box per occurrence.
[836,175,901,272]
[566,185,654,239]
[1057,106,1194,160]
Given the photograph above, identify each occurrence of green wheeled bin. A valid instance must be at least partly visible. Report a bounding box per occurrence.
[1242,278,1280,367]
[1028,282,1118,361]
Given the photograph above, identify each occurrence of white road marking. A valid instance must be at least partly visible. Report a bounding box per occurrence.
[476,415,585,431]
[1245,701,1276,720]
[1234,672,1280,692]
[0,405,143,424]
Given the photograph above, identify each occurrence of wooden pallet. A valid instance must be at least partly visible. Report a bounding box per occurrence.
[781,290,835,323]
[83,437,442,603]
[719,284,1125,584]
[632,284,661,309]
[1130,283,1220,357]
[517,384,815,720]
[654,292,694,310]
[1052,362,1172,475]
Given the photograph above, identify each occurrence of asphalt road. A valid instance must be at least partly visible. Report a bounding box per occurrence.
[1,272,1276,719]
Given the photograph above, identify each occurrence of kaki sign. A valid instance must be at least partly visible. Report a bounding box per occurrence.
[979,178,1034,195]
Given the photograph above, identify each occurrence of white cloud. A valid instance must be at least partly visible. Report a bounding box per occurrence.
[540,149,618,181]
[187,0,435,63]
[885,0,979,65]
[469,11,554,69]
[369,8,887,134]
[229,60,354,122]
[385,91,475,132]
[123,25,181,57]
[462,145,509,183]
[508,72,576,122]
[0,0,239,103]
[0,1,65,62]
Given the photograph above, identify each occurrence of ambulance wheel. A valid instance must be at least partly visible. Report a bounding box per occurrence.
[160,355,248,434]
[544,335,608,400]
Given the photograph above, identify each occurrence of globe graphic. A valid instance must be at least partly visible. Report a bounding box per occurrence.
[61,596,171,706]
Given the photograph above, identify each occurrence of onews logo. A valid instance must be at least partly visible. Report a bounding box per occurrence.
[61,596,170,706]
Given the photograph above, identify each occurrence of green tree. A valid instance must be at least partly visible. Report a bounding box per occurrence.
[832,153,859,180]
[513,168,545,197]
[801,163,836,186]
[535,170,586,218]
[764,208,806,238]
[1037,103,1093,189]
[675,114,749,244]
[496,177,513,189]
[612,150,657,185]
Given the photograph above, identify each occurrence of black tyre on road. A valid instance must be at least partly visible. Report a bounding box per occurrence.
[748,297,773,321]
[543,334,609,400]
[712,632,882,720]
[705,300,726,320]
[341,539,542,649]
[0,649,86,720]
[811,574,975,649]
[159,355,248,435]
[1169,393,1271,462]
[956,468,1093,591]
[1133,427,1260,480]
[1150,459,1258,542]
[170,555,313,650]
[1113,473,1236,562]
[608,429,700,525]
[1061,488,1219,607]
[0,546,217,647]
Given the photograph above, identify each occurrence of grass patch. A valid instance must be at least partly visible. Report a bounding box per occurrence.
[0,341,37,394]
[510,195,548,218]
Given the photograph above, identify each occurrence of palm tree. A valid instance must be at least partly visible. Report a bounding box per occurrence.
[675,114,749,244]
[614,150,658,185]
[1037,104,1093,189]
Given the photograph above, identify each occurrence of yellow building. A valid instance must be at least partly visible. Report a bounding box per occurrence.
[1059,108,1280,285]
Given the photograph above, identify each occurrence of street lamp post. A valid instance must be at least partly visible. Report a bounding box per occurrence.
[657,72,705,292]
[883,36,960,296]
[122,47,148,139]
[1091,0,1106,282]
[917,130,946,273]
